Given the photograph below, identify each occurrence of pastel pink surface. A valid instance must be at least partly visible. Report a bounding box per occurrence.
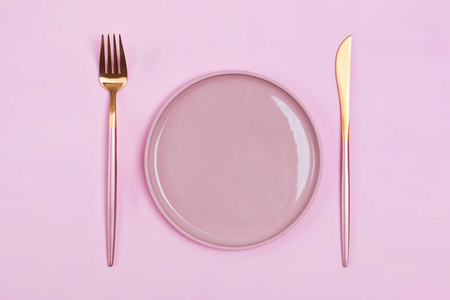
[145,72,321,249]
[1,1,450,299]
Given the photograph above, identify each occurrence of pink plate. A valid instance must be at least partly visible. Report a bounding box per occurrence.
[145,71,322,249]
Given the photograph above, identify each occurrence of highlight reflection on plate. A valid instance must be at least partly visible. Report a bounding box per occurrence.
[145,71,322,249]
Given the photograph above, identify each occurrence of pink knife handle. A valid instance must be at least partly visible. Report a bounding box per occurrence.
[341,139,350,267]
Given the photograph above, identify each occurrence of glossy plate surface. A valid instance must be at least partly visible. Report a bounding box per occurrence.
[145,71,322,249]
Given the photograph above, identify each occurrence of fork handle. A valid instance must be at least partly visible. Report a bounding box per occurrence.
[107,92,117,267]
[341,139,350,267]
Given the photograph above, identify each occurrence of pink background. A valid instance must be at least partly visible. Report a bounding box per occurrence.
[1,0,449,299]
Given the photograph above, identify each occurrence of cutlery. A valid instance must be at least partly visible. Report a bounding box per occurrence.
[99,34,127,267]
[335,35,352,267]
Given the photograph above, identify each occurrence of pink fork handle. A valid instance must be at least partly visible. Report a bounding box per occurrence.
[341,139,350,267]
[107,127,117,267]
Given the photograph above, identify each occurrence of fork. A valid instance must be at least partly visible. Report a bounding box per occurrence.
[99,34,127,267]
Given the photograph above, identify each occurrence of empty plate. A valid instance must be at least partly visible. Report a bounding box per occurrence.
[145,71,322,249]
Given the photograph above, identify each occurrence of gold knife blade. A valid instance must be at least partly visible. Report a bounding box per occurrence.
[336,35,352,267]
[336,35,352,141]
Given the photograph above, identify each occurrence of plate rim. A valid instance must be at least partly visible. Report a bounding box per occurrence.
[144,70,323,250]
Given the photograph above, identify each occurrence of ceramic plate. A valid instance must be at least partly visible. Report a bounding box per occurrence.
[145,71,322,249]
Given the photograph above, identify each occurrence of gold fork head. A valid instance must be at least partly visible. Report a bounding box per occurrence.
[99,34,128,93]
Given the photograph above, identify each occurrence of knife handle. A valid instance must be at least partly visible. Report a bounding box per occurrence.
[341,138,350,267]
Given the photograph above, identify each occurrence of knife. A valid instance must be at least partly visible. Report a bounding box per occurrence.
[335,35,352,267]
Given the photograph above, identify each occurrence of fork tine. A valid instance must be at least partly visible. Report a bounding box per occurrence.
[99,35,105,74]
[113,34,118,74]
[119,35,127,75]
[107,34,112,74]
